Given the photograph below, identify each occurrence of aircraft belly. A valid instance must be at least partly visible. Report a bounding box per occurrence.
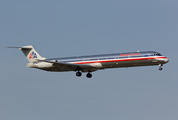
[38,65,74,72]
[101,59,156,68]
[40,65,97,72]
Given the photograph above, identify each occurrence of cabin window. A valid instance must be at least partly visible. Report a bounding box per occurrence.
[107,57,115,59]
[99,58,106,60]
[90,59,98,61]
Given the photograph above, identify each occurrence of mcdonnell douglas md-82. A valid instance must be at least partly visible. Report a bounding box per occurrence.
[8,45,169,78]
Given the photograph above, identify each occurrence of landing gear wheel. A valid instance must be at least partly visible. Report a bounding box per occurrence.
[159,64,163,70]
[76,71,82,77]
[86,73,92,78]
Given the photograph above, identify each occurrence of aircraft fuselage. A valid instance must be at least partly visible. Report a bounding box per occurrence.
[8,45,169,78]
[40,51,168,73]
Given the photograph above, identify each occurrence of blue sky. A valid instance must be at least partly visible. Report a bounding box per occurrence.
[1,0,178,120]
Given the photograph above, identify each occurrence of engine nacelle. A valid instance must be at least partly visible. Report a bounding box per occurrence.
[36,62,53,68]
[27,62,53,68]
[27,63,36,68]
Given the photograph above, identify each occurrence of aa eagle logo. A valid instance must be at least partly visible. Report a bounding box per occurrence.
[29,52,37,59]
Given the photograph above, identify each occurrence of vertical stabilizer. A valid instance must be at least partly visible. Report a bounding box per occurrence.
[7,45,45,63]
[19,45,45,63]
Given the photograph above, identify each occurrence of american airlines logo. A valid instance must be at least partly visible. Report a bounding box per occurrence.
[119,53,140,56]
[29,52,37,59]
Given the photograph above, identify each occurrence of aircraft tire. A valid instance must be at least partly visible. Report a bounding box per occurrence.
[86,73,92,78]
[76,71,82,77]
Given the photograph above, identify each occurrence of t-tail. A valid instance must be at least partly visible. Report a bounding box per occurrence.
[7,45,45,63]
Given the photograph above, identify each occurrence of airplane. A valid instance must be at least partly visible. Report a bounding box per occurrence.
[8,45,169,78]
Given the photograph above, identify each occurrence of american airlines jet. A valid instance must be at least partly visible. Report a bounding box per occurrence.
[8,45,169,78]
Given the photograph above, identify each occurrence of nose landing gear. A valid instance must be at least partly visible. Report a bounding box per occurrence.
[159,64,163,70]
[159,67,162,70]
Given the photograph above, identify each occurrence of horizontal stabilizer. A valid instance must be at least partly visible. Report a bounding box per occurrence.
[7,46,33,50]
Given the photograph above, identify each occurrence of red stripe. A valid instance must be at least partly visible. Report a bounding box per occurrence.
[73,57,167,65]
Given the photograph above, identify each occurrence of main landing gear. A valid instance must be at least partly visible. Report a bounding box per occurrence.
[76,71,92,78]
[76,71,82,77]
[159,64,163,70]
[86,72,92,78]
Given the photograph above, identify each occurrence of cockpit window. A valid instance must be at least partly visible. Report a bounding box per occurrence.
[154,53,162,56]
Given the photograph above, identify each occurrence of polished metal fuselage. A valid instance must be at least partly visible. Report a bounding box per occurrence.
[38,51,168,72]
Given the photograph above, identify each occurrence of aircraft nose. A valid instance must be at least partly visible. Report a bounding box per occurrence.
[164,57,169,63]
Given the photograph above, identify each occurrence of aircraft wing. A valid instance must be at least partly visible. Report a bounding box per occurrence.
[37,59,97,71]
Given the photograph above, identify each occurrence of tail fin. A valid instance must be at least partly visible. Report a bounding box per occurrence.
[8,45,45,63]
